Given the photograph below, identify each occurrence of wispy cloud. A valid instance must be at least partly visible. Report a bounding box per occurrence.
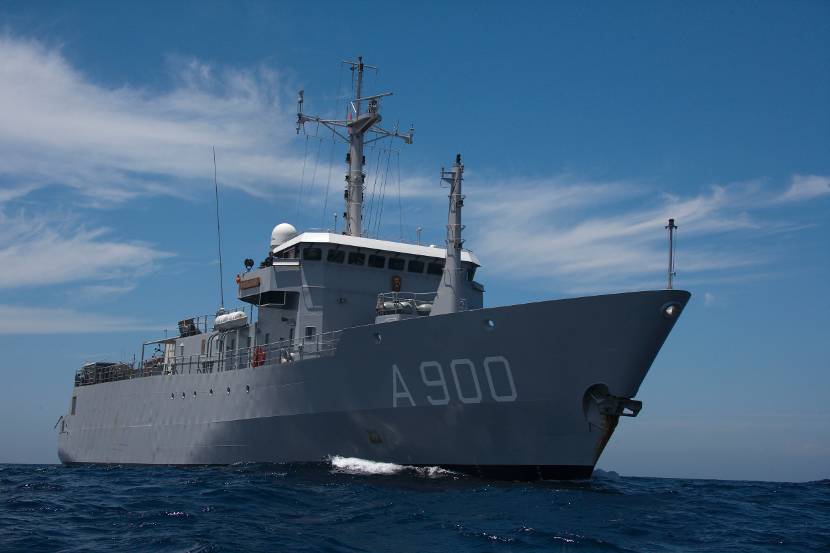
[1,35,827,300]
[0,303,162,334]
[775,174,830,203]
[466,176,822,293]
[75,283,138,300]
[0,36,307,204]
[0,210,172,289]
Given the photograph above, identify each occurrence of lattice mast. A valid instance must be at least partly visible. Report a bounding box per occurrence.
[431,154,465,316]
[296,57,414,237]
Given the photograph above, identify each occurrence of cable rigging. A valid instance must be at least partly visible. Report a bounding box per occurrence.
[365,145,384,232]
[374,145,394,238]
[295,134,310,219]
[322,63,346,229]
[396,151,403,241]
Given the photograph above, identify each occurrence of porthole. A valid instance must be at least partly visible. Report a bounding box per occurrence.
[226,387,231,395]
[170,393,174,399]
[246,385,250,394]
[373,332,382,344]
[209,388,214,395]
[193,391,197,397]
[484,318,495,330]
[181,392,186,399]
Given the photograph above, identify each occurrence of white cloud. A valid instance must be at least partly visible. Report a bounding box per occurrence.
[776,175,830,203]
[0,36,309,203]
[465,178,796,293]
[0,210,172,289]
[0,303,161,334]
[76,283,137,300]
[1,35,826,298]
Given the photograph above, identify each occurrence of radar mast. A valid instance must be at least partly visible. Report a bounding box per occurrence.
[296,57,414,237]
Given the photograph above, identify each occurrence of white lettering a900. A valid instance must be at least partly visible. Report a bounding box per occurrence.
[392,356,516,407]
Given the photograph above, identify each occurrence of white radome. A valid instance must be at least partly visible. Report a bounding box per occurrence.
[271,223,298,250]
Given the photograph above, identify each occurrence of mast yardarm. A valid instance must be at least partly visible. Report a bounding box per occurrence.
[296,57,414,237]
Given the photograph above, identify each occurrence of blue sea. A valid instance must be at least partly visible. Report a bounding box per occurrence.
[1,459,827,552]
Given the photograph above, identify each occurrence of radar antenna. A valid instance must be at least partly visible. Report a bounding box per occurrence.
[297,56,414,237]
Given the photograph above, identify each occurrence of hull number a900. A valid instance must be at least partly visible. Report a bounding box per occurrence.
[392,356,516,407]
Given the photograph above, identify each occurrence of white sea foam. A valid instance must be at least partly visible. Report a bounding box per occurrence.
[328,456,456,478]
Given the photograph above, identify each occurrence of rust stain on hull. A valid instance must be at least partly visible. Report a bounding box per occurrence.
[593,414,619,463]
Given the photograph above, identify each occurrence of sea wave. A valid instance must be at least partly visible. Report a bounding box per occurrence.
[0,464,827,552]
[328,455,456,478]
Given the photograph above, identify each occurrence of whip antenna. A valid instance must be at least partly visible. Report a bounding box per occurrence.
[666,218,677,289]
[213,146,225,310]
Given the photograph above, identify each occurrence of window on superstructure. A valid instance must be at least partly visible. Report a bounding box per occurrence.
[303,247,322,260]
[408,259,424,273]
[427,261,445,275]
[368,254,386,268]
[348,251,365,265]
[467,266,477,281]
[71,396,76,416]
[327,249,345,263]
[278,247,297,259]
[388,257,405,271]
[304,326,316,340]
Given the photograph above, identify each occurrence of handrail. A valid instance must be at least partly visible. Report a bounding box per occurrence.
[74,329,344,387]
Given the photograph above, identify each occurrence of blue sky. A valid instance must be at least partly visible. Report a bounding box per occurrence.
[0,1,828,481]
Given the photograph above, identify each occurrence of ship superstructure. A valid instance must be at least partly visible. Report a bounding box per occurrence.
[57,58,689,480]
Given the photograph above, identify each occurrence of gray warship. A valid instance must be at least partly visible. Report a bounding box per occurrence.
[57,57,690,480]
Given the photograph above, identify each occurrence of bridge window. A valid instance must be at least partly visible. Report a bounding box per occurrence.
[388,257,405,271]
[467,266,477,281]
[427,261,445,275]
[348,251,366,266]
[327,249,345,263]
[408,259,424,273]
[368,254,386,268]
[303,247,322,260]
[277,246,297,259]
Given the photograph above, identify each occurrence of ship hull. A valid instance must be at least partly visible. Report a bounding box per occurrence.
[58,290,689,479]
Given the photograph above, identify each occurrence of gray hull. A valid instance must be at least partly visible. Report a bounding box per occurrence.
[58,290,689,479]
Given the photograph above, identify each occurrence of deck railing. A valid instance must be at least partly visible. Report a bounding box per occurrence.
[73,329,343,387]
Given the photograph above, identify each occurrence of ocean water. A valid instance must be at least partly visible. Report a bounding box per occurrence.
[1,459,828,552]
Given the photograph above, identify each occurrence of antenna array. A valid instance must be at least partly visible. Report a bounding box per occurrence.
[296,57,414,237]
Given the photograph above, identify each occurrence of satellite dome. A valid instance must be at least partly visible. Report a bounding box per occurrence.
[271,223,298,250]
